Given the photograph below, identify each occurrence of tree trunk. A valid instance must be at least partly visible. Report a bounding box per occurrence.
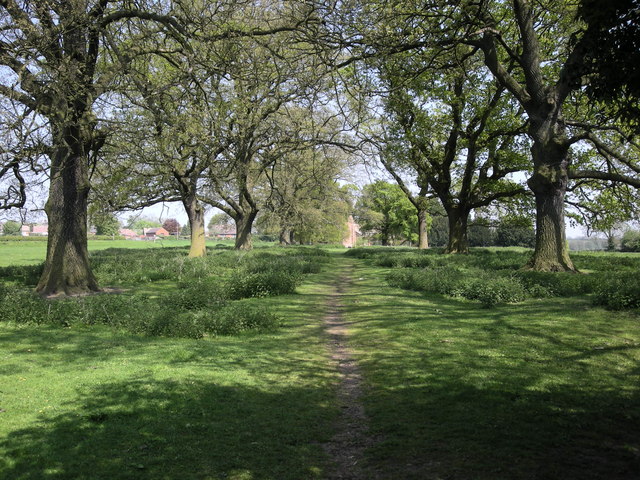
[417,208,429,249]
[235,209,258,250]
[184,196,206,257]
[279,227,291,246]
[36,127,99,296]
[445,207,469,254]
[526,130,576,271]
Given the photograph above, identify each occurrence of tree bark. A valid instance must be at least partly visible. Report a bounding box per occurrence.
[445,207,470,254]
[525,135,576,271]
[36,126,99,296]
[279,227,291,245]
[417,207,429,249]
[184,196,206,258]
[234,209,258,250]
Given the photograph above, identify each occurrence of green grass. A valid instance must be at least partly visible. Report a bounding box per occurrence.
[342,256,640,479]
[0,263,341,480]
[1,245,639,479]
[0,238,190,267]
[0,237,264,267]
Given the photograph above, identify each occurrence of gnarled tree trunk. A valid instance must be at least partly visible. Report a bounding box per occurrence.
[36,125,99,296]
[526,134,576,271]
[234,209,258,250]
[184,196,206,258]
[445,207,470,254]
[279,227,291,245]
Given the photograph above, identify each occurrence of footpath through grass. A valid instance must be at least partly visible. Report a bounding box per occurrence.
[0,251,346,480]
[342,252,640,479]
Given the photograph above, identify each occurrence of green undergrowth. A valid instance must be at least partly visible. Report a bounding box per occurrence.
[346,247,640,309]
[0,246,332,338]
[0,265,341,479]
[342,257,640,479]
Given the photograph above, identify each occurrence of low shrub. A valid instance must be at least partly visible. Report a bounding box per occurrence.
[454,275,528,307]
[144,311,208,339]
[593,273,640,310]
[204,301,281,335]
[375,253,435,269]
[468,250,529,271]
[386,267,466,296]
[0,285,48,324]
[227,269,301,299]
[572,252,640,272]
[0,236,48,242]
[0,264,44,286]
[0,246,333,337]
[526,283,555,298]
[169,278,228,310]
[0,286,162,330]
[512,271,598,297]
[242,254,325,276]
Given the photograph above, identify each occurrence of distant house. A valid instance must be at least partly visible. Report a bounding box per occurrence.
[31,224,48,236]
[342,215,361,248]
[119,228,138,239]
[142,227,169,239]
[20,225,30,236]
[209,224,236,239]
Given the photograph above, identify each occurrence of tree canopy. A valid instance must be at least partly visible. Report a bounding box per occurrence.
[2,0,639,296]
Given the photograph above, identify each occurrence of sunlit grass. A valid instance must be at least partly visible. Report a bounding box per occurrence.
[343,257,640,479]
[0,238,273,267]
[0,263,341,479]
[2,245,639,479]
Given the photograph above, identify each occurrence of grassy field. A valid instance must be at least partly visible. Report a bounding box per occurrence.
[0,249,343,479]
[0,238,238,267]
[1,244,639,479]
[342,255,640,479]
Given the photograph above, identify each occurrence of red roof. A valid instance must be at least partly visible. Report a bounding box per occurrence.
[119,228,138,237]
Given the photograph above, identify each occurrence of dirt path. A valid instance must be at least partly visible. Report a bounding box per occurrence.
[322,264,377,480]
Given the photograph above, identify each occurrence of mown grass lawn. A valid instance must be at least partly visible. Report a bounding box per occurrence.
[0,238,239,267]
[343,255,640,479]
[0,256,342,480]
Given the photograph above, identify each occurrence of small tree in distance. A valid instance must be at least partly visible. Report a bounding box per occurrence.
[2,220,22,236]
[162,218,181,236]
[94,214,120,236]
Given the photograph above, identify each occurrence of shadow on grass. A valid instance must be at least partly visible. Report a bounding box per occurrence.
[365,377,640,480]
[0,378,331,480]
[344,263,640,479]
[0,323,337,383]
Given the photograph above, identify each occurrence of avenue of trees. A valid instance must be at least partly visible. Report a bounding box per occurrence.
[1,0,639,296]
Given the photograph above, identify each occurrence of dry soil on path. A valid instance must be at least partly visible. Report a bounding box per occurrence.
[321,263,379,480]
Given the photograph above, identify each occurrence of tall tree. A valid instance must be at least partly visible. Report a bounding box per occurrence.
[162,218,180,235]
[378,52,529,253]
[95,1,330,252]
[355,180,418,246]
[314,0,640,269]
[464,0,640,270]
[261,146,352,245]
[92,51,223,258]
[0,0,185,295]
[201,52,336,250]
